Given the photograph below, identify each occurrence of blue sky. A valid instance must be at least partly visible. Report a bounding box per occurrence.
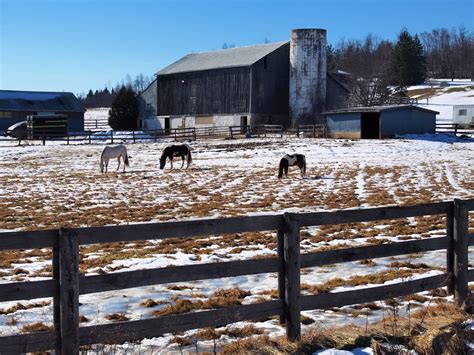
[1,0,472,95]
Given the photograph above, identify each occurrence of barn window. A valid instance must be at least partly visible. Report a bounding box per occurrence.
[195,116,213,125]
[0,111,13,118]
[458,109,467,116]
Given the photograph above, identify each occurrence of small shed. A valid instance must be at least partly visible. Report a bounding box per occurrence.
[452,105,474,125]
[0,90,85,133]
[323,105,438,139]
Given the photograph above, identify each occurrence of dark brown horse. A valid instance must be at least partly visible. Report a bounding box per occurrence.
[159,144,192,169]
[278,154,306,178]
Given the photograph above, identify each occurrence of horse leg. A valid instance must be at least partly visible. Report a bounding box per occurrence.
[105,158,109,173]
[117,156,121,171]
[284,165,288,177]
[122,155,126,172]
[169,158,173,170]
[181,156,185,169]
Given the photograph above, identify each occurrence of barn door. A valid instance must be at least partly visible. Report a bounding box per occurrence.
[360,113,380,139]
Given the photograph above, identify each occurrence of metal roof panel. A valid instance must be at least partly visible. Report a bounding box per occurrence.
[157,41,289,75]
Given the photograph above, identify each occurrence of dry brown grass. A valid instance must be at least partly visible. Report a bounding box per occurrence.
[222,304,470,354]
[141,299,169,308]
[152,287,252,317]
[0,301,51,315]
[301,268,430,296]
[105,313,129,322]
[21,322,54,333]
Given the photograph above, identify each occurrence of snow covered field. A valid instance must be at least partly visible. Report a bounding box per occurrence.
[0,136,473,353]
[409,79,474,122]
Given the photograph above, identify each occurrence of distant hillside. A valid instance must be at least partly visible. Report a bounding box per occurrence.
[408,79,474,122]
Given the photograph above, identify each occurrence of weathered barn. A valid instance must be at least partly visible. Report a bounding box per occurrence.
[0,90,85,133]
[139,29,349,130]
[324,105,438,139]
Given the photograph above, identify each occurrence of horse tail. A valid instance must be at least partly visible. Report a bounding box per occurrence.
[100,148,106,172]
[278,158,286,178]
[302,155,306,176]
[187,150,192,166]
[124,154,130,167]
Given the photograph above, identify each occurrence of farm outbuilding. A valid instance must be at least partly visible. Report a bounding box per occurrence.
[324,105,438,139]
[452,105,474,125]
[0,90,85,133]
[138,29,349,130]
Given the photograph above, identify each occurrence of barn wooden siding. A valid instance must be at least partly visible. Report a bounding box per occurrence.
[157,67,251,116]
[156,43,290,118]
[251,43,289,115]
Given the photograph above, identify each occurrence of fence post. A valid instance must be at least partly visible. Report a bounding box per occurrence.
[58,228,80,354]
[229,126,233,139]
[132,131,136,144]
[88,132,91,145]
[453,198,469,307]
[283,213,301,341]
[312,125,316,138]
[67,133,70,145]
[454,124,458,136]
[52,243,61,354]
[277,228,285,325]
[110,131,114,144]
[446,204,454,295]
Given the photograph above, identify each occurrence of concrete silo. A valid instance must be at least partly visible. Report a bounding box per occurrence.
[289,29,327,126]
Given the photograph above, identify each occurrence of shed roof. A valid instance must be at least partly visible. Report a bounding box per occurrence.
[323,105,439,115]
[0,90,84,112]
[157,41,289,75]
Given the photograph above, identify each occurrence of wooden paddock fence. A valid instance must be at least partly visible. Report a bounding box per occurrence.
[0,199,473,354]
[436,123,474,137]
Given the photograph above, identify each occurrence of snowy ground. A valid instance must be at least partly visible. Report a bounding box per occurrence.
[0,136,473,353]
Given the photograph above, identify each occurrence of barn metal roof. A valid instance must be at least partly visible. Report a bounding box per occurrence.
[323,105,439,115]
[0,90,84,112]
[157,41,289,75]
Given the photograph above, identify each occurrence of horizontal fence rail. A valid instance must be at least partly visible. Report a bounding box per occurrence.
[436,123,474,136]
[0,124,333,145]
[3,123,474,145]
[0,199,472,353]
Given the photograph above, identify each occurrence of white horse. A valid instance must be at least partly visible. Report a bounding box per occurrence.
[100,145,129,173]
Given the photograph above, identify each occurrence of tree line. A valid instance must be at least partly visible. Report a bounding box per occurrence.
[330,26,473,106]
[78,73,153,108]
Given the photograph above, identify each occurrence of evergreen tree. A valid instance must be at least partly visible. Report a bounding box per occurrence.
[390,29,426,89]
[108,87,138,130]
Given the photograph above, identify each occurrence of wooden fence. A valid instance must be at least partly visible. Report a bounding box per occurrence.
[436,123,474,136]
[286,124,327,138]
[0,125,288,145]
[0,199,473,353]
